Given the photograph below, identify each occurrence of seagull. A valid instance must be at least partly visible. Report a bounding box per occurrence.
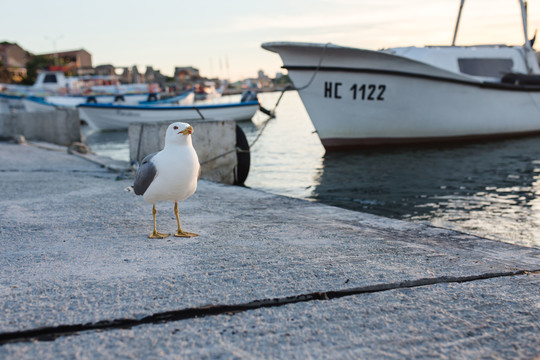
[132,122,200,239]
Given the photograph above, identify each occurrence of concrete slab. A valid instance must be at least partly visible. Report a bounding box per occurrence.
[0,141,111,175]
[0,141,539,357]
[0,275,538,359]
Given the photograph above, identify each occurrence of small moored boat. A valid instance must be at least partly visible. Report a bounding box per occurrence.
[77,100,260,131]
[0,93,25,113]
[22,92,165,112]
[20,91,194,112]
[137,91,194,106]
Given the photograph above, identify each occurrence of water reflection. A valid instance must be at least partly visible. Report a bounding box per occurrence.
[241,91,325,200]
[312,138,540,248]
[82,127,129,161]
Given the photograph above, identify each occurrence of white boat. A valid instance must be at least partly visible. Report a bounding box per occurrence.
[0,93,25,113]
[29,71,160,97]
[194,81,223,101]
[21,92,160,112]
[262,0,540,150]
[22,97,67,112]
[64,92,154,105]
[21,92,193,113]
[3,71,162,113]
[138,91,194,106]
[77,100,260,131]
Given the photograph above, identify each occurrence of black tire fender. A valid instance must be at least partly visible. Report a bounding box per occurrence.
[234,125,250,186]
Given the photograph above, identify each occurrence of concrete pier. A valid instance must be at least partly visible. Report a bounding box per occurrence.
[0,141,539,359]
[0,109,81,146]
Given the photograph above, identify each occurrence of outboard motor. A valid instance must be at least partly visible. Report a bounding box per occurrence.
[241,90,258,103]
[241,89,275,117]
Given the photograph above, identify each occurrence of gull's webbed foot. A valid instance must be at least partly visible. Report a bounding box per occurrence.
[174,230,198,238]
[149,230,170,239]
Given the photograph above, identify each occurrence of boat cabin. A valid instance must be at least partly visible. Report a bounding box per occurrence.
[32,71,121,93]
[387,45,540,82]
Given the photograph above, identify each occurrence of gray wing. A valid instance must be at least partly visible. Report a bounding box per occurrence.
[133,153,157,196]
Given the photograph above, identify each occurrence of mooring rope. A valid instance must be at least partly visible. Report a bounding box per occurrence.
[241,42,330,126]
[193,106,205,120]
[292,42,330,91]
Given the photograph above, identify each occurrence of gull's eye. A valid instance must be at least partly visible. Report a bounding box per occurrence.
[173,126,178,130]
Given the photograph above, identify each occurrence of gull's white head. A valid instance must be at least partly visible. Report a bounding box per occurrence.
[165,122,194,146]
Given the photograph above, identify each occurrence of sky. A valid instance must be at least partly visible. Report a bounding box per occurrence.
[1,0,539,81]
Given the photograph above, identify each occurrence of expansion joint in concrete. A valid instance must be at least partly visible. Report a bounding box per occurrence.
[0,268,537,346]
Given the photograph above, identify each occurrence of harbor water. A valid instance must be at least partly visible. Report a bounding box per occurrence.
[84,91,540,249]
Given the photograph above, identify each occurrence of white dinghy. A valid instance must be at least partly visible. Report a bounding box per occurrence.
[77,100,260,131]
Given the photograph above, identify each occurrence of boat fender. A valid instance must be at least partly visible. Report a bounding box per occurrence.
[114,95,125,102]
[234,125,250,186]
[147,93,158,102]
[86,97,97,103]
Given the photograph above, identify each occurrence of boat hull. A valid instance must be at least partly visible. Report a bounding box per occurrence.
[263,42,540,149]
[0,93,25,113]
[77,101,259,131]
[20,93,157,113]
[22,98,58,112]
[46,93,152,106]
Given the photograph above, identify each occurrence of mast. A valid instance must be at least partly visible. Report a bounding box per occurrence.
[520,0,532,49]
[519,0,535,73]
[452,0,465,46]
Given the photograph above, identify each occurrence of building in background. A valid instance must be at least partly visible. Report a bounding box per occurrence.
[38,49,92,76]
[257,70,271,88]
[174,66,200,89]
[144,66,166,87]
[130,65,142,83]
[0,42,29,82]
[94,64,116,77]
[1,41,287,89]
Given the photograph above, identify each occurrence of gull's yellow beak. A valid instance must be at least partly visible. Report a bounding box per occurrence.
[179,126,193,135]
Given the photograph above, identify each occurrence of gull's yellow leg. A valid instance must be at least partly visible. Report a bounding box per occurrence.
[149,204,170,239]
[174,202,198,238]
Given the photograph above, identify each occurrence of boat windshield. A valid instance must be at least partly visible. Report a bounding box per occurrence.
[458,58,514,77]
